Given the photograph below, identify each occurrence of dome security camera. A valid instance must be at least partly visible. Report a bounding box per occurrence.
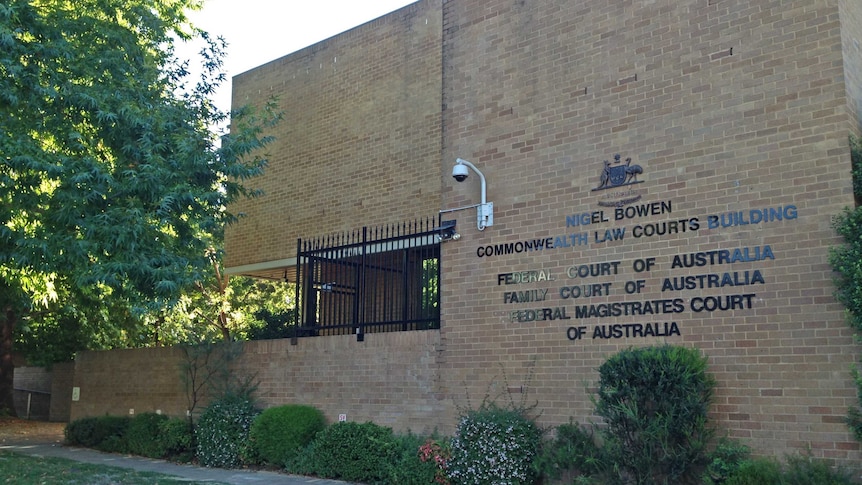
[452,163,469,182]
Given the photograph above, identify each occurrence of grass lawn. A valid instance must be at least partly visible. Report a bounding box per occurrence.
[0,450,226,485]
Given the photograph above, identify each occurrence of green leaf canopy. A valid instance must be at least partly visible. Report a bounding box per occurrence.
[0,0,274,304]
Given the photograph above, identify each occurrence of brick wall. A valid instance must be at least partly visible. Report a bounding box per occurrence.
[69,331,446,433]
[48,362,74,422]
[225,0,443,272]
[440,0,861,465]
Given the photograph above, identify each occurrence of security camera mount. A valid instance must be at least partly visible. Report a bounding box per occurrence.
[442,158,494,231]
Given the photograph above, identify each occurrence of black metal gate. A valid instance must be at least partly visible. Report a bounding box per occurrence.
[294,217,441,341]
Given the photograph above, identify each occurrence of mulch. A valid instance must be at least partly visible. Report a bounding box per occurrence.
[0,416,66,444]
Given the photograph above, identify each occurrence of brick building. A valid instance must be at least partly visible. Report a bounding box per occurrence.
[218,0,862,466]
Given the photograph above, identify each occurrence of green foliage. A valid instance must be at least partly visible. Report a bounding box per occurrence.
[829,207,862,333]
[64,415,131,453]
[248,404,326,466]
[387,433,448,485]
[303,421,399,484]
[195,394,260,468]
[158,417,196,463]
[0,0,277,300]
[246,308,297,340]
[0,0,279,414]
[65,414,195,463]
[533,420,603,481]
[830,135,862,444]
[593,345,716,485]
[13,281,141,366]
[782,454,854,485]
[723,454,853,485]
[447,401,543,485]
[851,135,862,204]
[126,412,168,458]
[702,437,751,485]
[725,458,783,485]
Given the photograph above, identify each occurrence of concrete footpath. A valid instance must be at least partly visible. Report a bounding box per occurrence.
[0,440,352,485]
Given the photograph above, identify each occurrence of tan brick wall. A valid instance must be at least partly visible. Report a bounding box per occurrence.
[440,0,861,465]
[69,331,446,433]
[225,0,443,271]
[71,347,189,419]
[49,362,74,422]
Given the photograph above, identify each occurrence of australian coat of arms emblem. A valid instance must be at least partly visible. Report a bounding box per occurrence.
[592,154,644,207]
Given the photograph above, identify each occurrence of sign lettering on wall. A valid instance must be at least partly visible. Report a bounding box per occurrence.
[486,195,798,341]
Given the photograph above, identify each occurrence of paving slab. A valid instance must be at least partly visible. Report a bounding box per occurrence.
[1,441,352,485]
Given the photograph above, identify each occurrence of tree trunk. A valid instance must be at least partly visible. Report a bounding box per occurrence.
[0,306,18,417]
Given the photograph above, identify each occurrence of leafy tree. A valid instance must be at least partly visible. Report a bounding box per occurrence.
[14,278,147,367]
[158,251,296,343]
[0,0,279,415]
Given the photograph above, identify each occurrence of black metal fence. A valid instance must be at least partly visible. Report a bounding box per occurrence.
[294,217,441,341]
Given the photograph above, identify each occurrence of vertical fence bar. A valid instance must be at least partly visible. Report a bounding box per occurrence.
[355,227,366,341]
[292,238,302,344]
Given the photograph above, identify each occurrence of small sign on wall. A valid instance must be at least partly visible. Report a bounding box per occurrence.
[71,387,80,402]
[338,414,347,422]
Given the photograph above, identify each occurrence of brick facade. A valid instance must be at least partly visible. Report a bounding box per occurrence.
[224,0,443,275]
[439,0,862,464]
[70,331,446,432]
[70,0,862,469]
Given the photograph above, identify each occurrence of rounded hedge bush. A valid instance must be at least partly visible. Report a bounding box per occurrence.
[248,404,326,466]
[65,415,131,453]
[306,421,398,483]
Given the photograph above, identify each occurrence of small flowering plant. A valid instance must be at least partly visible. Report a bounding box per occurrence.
[446,402,542,485]
[419,438,451,485]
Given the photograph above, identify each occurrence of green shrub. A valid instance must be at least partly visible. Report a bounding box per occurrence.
[447,402,542,485]
[702,437,751,485]
[126,412,168,458]
[725,458,783,485]
[288,442,317,476]
[533,420,603,481]
[386,433,448,485]
[594,345,715,485]
[158,417,196,463]
[723,454,854,485]
[195,394,260,468]
[304,421,398,483]
[65,415,131,453]
[783,454,854,485]
[248,404,326,466]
